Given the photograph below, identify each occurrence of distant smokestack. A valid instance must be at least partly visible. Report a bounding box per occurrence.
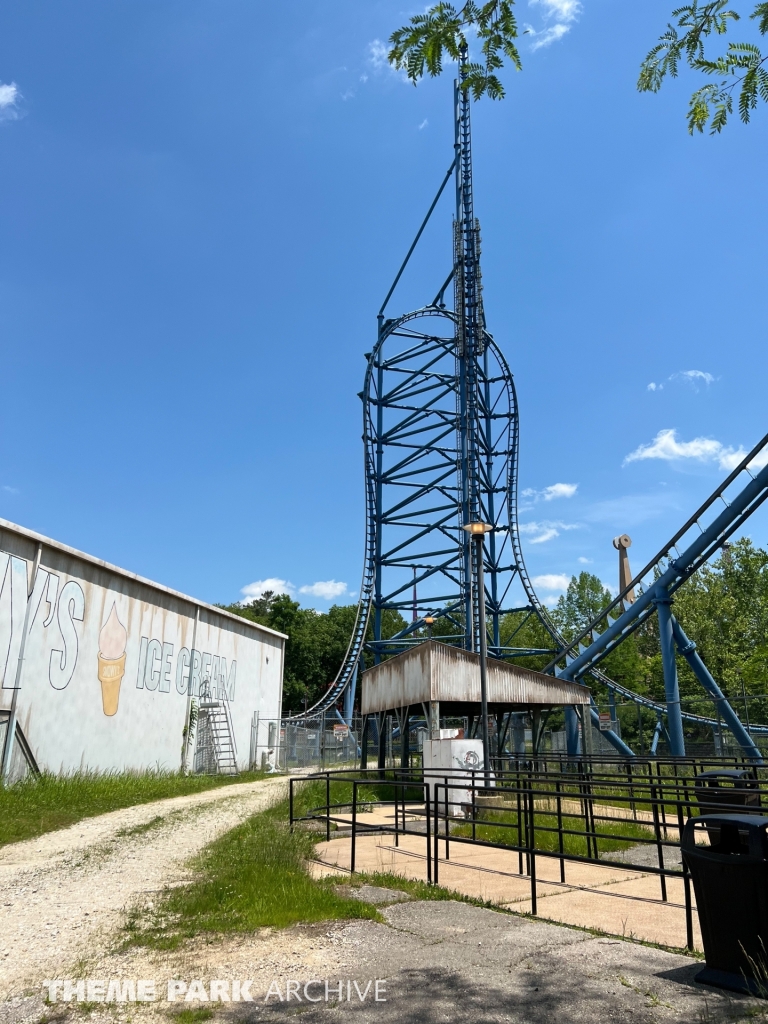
[612,534,635,604]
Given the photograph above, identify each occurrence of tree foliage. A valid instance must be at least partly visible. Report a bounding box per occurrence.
[222,541,768,728]
[388,1,522,100]
[650,540,768,721]
[546,572,646,696]
[222,593,405,713]
[549,546,768,728]
[640,2,768,132]
[550,572,613,642]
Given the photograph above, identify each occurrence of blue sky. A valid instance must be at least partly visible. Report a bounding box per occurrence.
[1,0,766,611]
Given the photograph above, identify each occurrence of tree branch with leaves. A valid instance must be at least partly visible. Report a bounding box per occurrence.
[639,1,768,133]
[388,1,522,100]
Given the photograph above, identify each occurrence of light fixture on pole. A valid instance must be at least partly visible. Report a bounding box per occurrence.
[424,616,435,639]
[462,521,493,786]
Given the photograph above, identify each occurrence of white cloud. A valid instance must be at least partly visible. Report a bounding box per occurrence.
[522,482,578,502]
[367,38,409,81]
[360,74,369,83]
[648,370,715,393]
[718,446,768,471]
[418,118,428,130]
[578,556,592,564]
[519,520,579,544]
[0,83,18,107]
[527,0,581,49]
[529,526,559,543]
[544,482,577,501]
[341,89,355,101]
[672,370,715,390]
[532,0,582,17]
[529,23,570,49]
[299,580,348,601]
[625,429,723,465]
[2,485,19,495]
[532,573,571,591]
[240,578,295,602]
[623,428,760,471]
[368,39,388,70]
[0,82,22,122]
[240,577,350,604]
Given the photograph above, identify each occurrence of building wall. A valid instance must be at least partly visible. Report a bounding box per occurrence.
[0,519,285,774]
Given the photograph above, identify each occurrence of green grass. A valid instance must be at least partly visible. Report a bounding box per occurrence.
[452,807,655,856]
[0,768,268,848]
[356,871,493,906]
[123,797,381,949]
[292,775,424,821]
[169,1011,214,1024]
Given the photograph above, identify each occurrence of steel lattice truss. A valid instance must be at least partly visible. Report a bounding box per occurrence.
[364,310,539,658]
[292,59,768,762]
[294,67,561,720]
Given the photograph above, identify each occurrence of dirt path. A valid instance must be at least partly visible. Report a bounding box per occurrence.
[0,776,288,1001]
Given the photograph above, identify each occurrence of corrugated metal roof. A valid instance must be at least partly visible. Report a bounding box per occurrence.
[361,640,589,715]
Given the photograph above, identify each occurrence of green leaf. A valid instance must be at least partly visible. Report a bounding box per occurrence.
[642,2,768,133]
[388,1,521,100]
[752,1,768,33]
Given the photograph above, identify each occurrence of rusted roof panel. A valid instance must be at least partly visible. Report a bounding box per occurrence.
[361,640,589,715]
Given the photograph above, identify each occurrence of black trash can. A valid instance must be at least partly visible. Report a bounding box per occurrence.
[682,814,768,995]
[694,770,761,845]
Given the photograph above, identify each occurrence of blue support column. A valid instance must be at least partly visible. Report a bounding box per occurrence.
[655,593,686,757]
[589,703,636,757]
[565,706,580,756]
[343,663,358,725]
[671,615,762,761]
[510,713,526,755]
[650,716,664,756]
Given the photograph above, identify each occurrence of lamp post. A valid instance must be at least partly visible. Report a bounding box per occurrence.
[463,521,493,787]
[424,616,434,639]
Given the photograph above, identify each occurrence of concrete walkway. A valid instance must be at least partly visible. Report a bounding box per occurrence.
[310,806,702,951]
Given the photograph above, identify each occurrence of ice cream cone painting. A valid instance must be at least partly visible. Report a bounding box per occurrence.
[98,604,127,716]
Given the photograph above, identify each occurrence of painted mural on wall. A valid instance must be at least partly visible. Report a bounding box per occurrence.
[0,554,238,714]
[0,551,87,693]
[0,536,282,773]
[98,605,127,715]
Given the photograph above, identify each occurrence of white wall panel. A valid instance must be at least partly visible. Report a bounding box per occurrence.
[0,519,285,773]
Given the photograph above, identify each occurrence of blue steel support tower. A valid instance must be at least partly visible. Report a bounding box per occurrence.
[292,55,768,763]
[366,53,547,666]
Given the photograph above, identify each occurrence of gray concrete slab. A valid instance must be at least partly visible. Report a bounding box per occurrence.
[0,899,757,1024]
[224,901,757,1023]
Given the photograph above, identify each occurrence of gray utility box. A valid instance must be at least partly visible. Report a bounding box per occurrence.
[682,814,768,996]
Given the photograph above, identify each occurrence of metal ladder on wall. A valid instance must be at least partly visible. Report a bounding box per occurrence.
[195,683,238,776]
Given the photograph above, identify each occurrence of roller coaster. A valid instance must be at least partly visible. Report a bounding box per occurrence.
[294,57,768,761]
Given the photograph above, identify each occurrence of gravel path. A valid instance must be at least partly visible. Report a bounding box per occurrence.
[0,776,287,1001]
[0,780,758,1023]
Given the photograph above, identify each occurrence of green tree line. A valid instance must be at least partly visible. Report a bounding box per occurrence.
[221,593,405,714]
[496,538,768,745]
[224,538,768,730]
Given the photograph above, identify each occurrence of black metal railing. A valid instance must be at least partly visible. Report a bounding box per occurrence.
[289,756,768,951]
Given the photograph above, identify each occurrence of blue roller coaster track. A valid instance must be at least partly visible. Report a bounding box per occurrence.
[294,55,768,761]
